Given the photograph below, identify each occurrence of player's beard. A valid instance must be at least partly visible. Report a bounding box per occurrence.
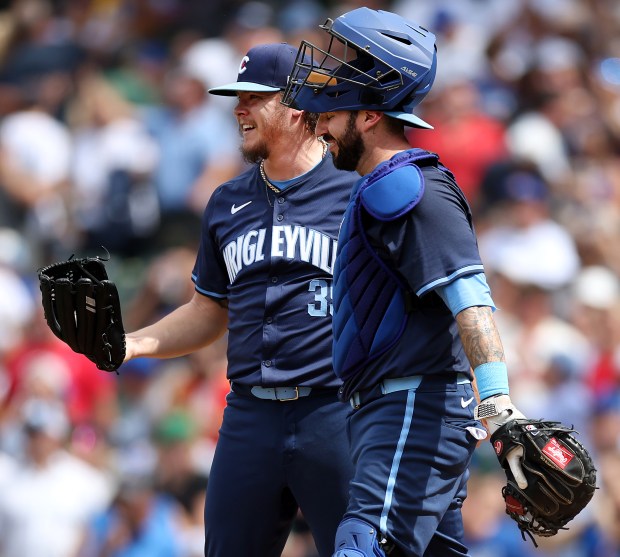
[331,112,365,172]
[240,102,288,164]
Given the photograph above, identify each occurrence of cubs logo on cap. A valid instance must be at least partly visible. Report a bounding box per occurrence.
[209,43,301,96]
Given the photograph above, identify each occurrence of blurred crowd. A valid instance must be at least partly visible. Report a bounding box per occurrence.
[0,0,619,556]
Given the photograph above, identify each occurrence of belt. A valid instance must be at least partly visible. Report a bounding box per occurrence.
[231,383,331,401]
[350,372,471,409]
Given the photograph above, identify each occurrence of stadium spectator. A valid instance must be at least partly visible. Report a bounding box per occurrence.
[68,73,160,256]
[0,399,114,557]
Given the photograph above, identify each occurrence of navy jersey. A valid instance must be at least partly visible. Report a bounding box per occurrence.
[192,155,356,388]
[339,157,483,401]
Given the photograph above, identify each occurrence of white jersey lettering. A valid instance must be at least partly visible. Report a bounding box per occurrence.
[255,229,266,262]
[224,226,337,283]
[311,229,322,268]
[242,230,258,266]
[235,235,243,278]
[271,226,285,257]
[319,233,332,273]
[299,227,313,262]
[283,225,301,259]
[223,229,266,282]
[223,240,238,283]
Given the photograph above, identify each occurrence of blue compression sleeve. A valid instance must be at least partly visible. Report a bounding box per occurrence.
[435,272,496,317]
[473,362,509,399]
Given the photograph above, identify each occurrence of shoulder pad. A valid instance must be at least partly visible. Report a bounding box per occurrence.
[361,163,425,221]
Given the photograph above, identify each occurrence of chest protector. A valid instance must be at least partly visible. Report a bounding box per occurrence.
[332,149,440,380]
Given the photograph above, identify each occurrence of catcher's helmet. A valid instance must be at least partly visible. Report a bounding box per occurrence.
[282,7,437,128]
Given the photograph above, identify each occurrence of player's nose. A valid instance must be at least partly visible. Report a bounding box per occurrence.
[234,99,248,117]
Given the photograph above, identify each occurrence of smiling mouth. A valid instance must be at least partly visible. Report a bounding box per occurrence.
[240,124,256,134]
[322,136,335,150]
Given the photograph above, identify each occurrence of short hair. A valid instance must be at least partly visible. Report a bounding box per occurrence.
[303,111,319,134]
[278,91,319,134]
[383,114,406,136]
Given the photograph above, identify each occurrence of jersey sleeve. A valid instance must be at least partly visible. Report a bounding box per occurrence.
[365,166,484,297]
[192,192,230,299]
[434,272,496,316]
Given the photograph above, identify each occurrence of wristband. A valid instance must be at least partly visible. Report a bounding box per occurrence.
[473,361,509,401]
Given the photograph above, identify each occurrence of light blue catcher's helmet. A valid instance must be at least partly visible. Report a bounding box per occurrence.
[282,7,437,128]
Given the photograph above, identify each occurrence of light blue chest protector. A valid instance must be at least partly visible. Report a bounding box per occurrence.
[332,149,439,380]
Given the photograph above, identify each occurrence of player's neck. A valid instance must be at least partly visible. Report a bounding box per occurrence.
[358,135,412,176]
[262,137,326,181]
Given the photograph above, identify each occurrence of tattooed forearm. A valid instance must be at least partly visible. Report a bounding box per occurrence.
[455,306,505,369]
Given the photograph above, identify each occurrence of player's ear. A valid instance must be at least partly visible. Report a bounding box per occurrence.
[360,111,382,131]
[288,107,309,132]
[288,107,305,119]
[280,92,303,117]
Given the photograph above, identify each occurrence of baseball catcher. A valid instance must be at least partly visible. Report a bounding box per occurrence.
[37,252,125,372]
[475,395,597,545]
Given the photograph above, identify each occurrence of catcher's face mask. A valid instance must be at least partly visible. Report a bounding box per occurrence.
[281,7,436,129]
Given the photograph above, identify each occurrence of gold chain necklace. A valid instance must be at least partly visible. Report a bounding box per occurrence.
[260,140,328,205]
[259,160,282,194]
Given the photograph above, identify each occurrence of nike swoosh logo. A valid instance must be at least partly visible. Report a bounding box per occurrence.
[461,396,474,408]
[231,201,252,214]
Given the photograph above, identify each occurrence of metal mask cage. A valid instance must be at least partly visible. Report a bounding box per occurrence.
[282,18,403,108]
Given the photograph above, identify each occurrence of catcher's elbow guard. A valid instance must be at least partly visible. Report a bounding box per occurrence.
[491,419,597,543]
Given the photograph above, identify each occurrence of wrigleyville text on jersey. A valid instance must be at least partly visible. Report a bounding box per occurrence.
[222,224,338,284]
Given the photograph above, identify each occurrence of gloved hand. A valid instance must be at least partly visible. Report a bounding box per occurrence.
[475,394,528,489]
[38,254,126,372]
[490,418,597,541]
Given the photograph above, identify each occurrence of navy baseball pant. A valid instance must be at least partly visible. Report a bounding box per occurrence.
[204,388,353,557]
[344,375,480,557]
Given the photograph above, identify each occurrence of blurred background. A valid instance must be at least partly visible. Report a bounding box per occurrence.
[0,0,619,555]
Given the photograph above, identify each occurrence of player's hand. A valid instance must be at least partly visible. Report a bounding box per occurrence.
[123,334,138,362]
[123,335,134,363]
[476,394,528,489]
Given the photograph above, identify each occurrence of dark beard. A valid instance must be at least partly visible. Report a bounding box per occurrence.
[332,112,364,172]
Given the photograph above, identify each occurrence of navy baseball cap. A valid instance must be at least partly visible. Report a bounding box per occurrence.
[209,43,298,96]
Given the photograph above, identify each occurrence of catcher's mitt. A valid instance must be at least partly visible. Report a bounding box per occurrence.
[491,419,597,544]
[37,254,125,372]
